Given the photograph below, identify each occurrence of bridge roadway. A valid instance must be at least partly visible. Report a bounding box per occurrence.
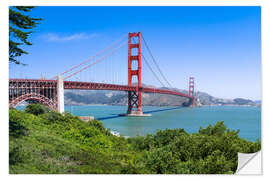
[9,78,193,99]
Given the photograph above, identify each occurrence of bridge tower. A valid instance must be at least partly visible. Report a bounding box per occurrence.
[127,32,143,115]
[189,77,195,106]
[57,75,65,113]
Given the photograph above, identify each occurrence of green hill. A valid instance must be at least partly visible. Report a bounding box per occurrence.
[9,104,261,174]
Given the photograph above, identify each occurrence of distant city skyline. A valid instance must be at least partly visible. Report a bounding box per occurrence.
[9,6,261,100]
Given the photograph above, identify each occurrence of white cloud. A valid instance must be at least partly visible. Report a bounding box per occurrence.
[42,33,97,42]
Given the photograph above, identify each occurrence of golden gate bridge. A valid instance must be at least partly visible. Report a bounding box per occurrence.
[9,32,196,116]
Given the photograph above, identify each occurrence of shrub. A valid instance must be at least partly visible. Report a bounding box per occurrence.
[9,140,28,165]
[199,121,227,136]
[9,110,29,138]
[25,104,50,115]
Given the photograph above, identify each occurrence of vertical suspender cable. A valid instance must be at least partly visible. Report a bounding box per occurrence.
[50,34,128,80]
[141,34,173,88]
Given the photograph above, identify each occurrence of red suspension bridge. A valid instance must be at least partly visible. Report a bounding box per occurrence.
[9,32,196,116]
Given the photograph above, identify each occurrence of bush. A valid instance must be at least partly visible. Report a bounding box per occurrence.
[9,110,29,138]
[9,140,29,165]
[25,104,50,115]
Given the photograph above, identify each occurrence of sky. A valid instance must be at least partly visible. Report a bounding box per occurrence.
[9,6,261,100]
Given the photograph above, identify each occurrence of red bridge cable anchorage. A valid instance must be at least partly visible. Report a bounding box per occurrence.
[50,33,128,80]
[141,34,173,88]
[63,40,128,80]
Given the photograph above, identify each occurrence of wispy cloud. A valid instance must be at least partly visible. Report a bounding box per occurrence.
[42,33,97,42]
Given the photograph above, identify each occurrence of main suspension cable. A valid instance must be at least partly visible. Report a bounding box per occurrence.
[51,33,128,79]
[141,34,173,88]
[63,40,128,80]
[141,54,166,87]
[130,38,165,87]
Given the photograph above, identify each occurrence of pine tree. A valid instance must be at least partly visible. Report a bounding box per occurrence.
[9,6,42,65]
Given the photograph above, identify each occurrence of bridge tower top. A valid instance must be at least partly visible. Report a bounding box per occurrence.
[128,32,142,87]
[189,77,195,98]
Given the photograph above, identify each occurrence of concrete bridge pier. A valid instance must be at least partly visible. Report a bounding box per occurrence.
[57,75,65,113]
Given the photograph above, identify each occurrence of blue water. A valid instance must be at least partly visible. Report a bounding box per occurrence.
[64,105,261,141]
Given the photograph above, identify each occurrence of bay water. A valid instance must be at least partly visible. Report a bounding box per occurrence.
[65,105,261,141]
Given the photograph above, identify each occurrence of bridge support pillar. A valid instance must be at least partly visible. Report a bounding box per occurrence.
[126,32,146,116]
[127,91,143,116]
[189,77,195,107]
[57,75,65,113]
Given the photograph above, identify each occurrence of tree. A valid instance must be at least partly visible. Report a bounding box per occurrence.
[9,6,42,65]
[25,104,50,115]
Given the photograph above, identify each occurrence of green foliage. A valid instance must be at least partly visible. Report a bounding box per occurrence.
[9,108,261,174]
[25,104,50,115]
[128,121,261,174]
[144,146,180,174]
[199,121,228,136]
[9,6,42,65]
[9,113,28,138]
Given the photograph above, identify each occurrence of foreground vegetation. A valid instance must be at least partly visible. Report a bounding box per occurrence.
[9,104,261,174]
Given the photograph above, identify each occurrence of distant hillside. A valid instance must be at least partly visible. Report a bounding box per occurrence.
[64,90,189,106]
[64,86,259,107]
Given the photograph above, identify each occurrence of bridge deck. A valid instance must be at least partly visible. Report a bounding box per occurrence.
[9,79,193,99]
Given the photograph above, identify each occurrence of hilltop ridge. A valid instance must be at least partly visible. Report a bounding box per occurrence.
[64,84,260,107]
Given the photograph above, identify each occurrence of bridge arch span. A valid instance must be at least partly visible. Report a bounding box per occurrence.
[9,93,57,110]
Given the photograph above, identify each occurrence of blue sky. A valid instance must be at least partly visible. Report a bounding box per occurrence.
[9,6,261,100]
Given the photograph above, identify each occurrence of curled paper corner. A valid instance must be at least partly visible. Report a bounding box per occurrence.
[235,150,261,175]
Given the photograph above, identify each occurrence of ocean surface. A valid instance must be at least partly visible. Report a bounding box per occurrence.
[16,105,261,141]
[64,105,261,141]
